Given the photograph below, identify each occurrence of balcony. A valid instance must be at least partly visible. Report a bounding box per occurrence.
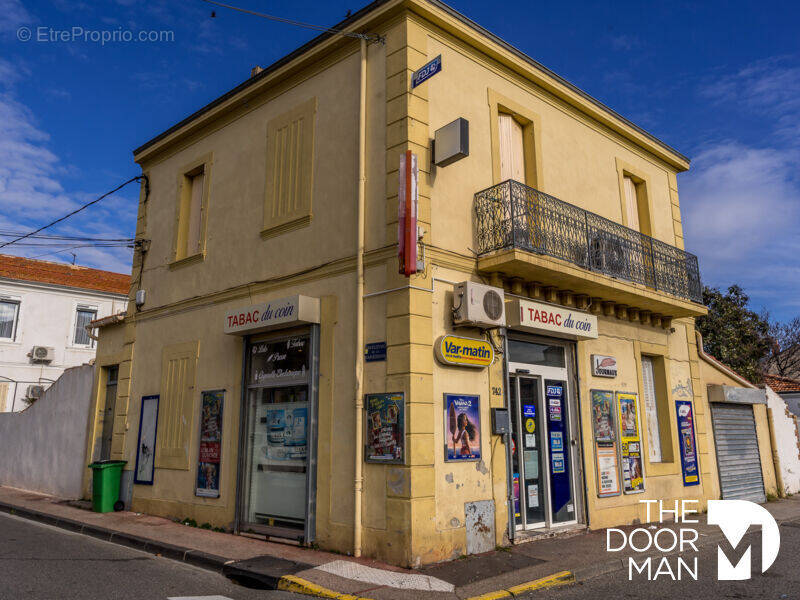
[474,180,705,318]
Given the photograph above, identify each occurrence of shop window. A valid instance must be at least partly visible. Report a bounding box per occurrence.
[640,355,673,463]
[156,341,199,470]
[262,97,317,238]
[0,299,20,340]
[74,306,98,347]
[173,156,211,264]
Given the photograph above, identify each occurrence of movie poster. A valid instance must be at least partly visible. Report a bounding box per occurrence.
[365,393,405,463]
[196,390,224,498]
[676,400,700,486]
[617,392,644,494]
[591,390,620,497]
[445,394,481,461]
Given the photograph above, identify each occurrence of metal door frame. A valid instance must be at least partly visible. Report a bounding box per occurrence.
[507,335,584,532]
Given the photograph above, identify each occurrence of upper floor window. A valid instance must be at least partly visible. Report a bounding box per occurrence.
[640,355,673,463]
[488,90,543,190]
[262,97,317,238]
[74,307,97,347]
[619,169,652,236]
[0,300,20,340]
[172,155,211,266]
[498,113,525,183]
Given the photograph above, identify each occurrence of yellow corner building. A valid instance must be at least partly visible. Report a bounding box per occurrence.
[85,0,778,567]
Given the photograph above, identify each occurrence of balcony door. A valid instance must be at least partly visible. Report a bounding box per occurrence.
[499,113,525,184]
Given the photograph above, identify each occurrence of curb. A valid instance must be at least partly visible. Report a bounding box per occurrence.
[463,571,576,600]
[278,574,377,600]
[0,500,232,574]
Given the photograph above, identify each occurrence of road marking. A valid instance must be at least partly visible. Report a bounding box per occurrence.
[315,560,454,591]
[168,596,234,600]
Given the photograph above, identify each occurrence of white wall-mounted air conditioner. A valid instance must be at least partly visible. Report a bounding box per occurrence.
[30,346,55,363]
[26,385,45,400]
[452,281,505,328]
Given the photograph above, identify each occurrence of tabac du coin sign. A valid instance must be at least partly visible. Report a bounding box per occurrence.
[507,298,598,340]
[435,335,494,368]
[223,294,320,335]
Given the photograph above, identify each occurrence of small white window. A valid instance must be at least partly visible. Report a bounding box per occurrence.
[74,307,98,347]
[0,300,20,340]
[641,356,662,462]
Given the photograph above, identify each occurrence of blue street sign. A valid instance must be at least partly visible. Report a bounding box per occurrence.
[411,55,442,88]
[365,342,387,362]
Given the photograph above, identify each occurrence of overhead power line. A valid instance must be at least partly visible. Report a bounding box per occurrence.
[199,0,382,42]
[0,175,147,251]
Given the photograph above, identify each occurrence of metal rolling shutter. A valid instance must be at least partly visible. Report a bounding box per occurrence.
[711,403,766,503]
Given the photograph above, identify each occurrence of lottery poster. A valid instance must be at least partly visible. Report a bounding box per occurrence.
[616,392,644,494]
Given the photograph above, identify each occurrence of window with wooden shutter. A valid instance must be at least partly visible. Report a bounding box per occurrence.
[155,341,199,470]
[641,356,662,462]
[623,175,640,232]
[173,155,211,264]
[263,97,317,237]
[498,113,525,184]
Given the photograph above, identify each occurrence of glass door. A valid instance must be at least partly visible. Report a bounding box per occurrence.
[508,339,580,530]
[240,331,316,538]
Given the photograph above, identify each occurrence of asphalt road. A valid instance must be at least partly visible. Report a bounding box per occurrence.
[527,520,800,599]
[0,511,304,600]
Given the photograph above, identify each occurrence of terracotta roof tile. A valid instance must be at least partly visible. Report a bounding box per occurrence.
[0,254,130,295]
[763,374,800,394]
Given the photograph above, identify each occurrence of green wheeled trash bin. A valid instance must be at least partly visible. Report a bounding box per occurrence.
[89,460,127,513]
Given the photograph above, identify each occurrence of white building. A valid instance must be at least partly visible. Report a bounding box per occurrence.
[0,255,129,412]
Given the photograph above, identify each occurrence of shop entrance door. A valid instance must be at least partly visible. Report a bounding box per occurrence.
[508,339,580,531]
[239,328,318,541]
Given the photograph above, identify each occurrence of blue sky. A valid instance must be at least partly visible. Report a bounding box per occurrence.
[1,0,798,321]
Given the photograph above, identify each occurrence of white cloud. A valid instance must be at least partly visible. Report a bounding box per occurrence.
[681,141,800,316]
[0,58,134,274]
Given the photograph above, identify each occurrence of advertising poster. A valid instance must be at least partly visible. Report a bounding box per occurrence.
[590,390,620,497]
[264,404,308,462]
[196,390,224,498]
[617,392,644,494]
[134,395,159,485]
[365,393,405,463]
[445,394,481,461]
[676,400,700,486]
[545,381,571,514]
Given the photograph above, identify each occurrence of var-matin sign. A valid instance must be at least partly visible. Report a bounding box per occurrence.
[508,298,598,340]
[435,335,494,368]
[223,294,320,335]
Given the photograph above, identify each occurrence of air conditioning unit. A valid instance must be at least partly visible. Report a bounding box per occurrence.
[26,385,45,400]
[588,235,626,275]
[452,281,506,328]
[30,346,55,363]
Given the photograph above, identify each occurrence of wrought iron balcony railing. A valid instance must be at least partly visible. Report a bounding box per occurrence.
[475,180,703,304]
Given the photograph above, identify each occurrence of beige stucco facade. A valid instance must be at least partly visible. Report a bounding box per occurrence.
[86,0,776,568]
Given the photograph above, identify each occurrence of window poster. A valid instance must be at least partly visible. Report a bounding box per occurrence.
[591,390,620,497]
[134,395,159,485]
[445,394,481,461]
[616,392,644,494]
[196,390,224,498]
[676,400,700,487]
[365,392,405,463]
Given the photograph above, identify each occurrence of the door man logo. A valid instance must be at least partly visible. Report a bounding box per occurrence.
[607,499,780,581]
[708,499,780,580]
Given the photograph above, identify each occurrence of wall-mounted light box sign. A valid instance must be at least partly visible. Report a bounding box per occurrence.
[507,298,598,340]
[433,118,469,167]
[223,294,320,335]
[592,355,618,378]
[411,54,441,88]
[435,335,494,368]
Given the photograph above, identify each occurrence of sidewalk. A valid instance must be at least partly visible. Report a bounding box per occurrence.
[2,485,799,599]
